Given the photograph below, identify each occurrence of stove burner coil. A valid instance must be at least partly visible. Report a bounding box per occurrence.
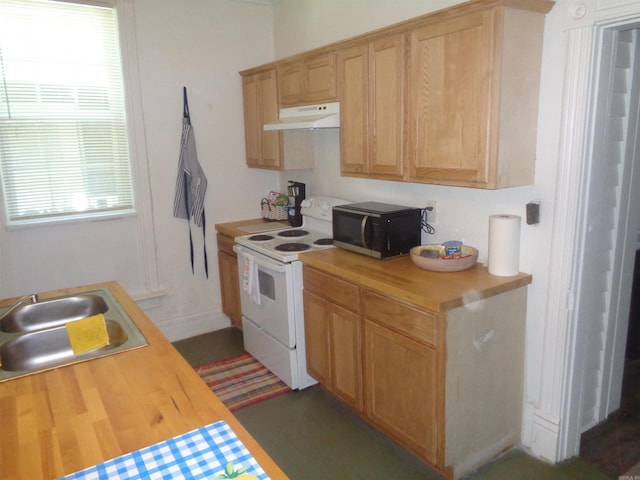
[277,229,309,238]
[313,238,334,246]
[275,242,311,252]
[248,234,274,242]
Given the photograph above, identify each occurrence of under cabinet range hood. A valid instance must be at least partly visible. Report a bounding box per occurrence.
[263,102,340,131]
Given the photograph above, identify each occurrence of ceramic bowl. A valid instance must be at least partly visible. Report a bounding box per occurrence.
[410,244,479,272]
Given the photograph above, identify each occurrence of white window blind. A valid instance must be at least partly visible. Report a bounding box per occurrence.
[0,0,135,225]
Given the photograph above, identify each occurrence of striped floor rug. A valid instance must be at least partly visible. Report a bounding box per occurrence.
[195,353,291,412]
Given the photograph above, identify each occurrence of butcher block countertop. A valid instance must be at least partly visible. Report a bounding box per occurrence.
[215,218,288,238]
[0,281,287,480]
[299,248,532,312]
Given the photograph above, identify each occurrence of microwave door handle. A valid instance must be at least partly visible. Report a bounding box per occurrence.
[360,215,368,249]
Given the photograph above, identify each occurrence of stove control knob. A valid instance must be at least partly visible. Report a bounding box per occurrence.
[301,199,312,208]
[321,202,331,215]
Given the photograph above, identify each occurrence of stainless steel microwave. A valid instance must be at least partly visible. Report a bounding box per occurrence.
[332,202,422,259]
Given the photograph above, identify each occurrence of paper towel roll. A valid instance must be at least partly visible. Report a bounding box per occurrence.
[488,214,521,276]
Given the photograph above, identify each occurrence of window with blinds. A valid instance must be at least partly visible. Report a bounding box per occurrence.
[0,0,135,225]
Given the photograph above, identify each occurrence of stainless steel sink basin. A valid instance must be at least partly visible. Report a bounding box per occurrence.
[0,288,148,381]
[0,295,108,333]
[0,319,127,371]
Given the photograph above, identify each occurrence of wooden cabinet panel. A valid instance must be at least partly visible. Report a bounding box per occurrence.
[303,265,359,312]
[364,319,438,464]
[328,302,362,410]
[369,34,404,178]
[278,54,337,107]
[241,69,282,169]
[303,290,331,385]
[406,10,494,186]
[338,34,404,179]
[258,70,282,168]
[363,289,438,347]
[305,54,337,104]
[216,231,236,256]
[217,233,242,329]
[338,43,368,175]
[242,74,260,166]
[303,289,362,410]
[277,62,303,107]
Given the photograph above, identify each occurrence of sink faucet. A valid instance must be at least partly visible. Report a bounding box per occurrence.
[0,293,38,321]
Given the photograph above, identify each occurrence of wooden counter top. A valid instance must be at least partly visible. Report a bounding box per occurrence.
[299,248,532,312]
[215,218,288,238]
[0,281,287,480]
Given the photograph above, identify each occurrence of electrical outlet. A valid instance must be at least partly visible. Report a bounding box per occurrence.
[424,200,437,224]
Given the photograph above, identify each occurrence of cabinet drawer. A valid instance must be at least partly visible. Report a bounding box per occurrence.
[303,266,360,313]
[216,233,236,257]
[362,289,438,347]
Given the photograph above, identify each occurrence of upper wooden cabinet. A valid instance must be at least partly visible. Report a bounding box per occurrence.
[241,68,282,169]
[338,34,404,180]
[405,4,548,188]
[278,53,337,107]
[239,0,553,185]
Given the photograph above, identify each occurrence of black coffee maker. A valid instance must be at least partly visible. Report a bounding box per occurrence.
[287,181,306,227]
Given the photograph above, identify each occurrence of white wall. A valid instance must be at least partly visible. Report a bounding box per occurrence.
[269,0,567,460]
[130,0,280,340]
[0,0,280,342]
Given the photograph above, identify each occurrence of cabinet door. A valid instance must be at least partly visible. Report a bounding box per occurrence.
[368,34,404,179]
[304,53,337,104]
[303,290,331,385]
[241,74,261,167]
[338,35,404,179]
[303,289,362,410]
[277,61,303,107]
[257,69,282,169]
[364,319,438,464]
[278,54,337,107]
[218,249,242,329]
[338,43,369,175]
[329,301,362,411]
[406,10,494,186]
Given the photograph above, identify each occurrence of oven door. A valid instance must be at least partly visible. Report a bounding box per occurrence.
[234,245,296,348]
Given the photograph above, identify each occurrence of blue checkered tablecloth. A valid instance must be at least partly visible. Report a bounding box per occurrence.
[59,420,270,480]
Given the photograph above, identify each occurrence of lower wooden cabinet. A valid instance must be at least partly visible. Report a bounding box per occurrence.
[364,319,438,464]
[302,261,528,480]
[216,233,242,329]
[303,288,362,411]
[304,264,438,460]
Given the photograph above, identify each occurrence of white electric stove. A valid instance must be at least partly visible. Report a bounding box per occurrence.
[234,196,346,262]
[232,196,350,389]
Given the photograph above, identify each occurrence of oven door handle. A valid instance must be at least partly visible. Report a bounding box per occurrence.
[360,215,369,249]
[234,245,288,273]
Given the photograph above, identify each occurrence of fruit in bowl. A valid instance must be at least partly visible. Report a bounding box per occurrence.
[410,244,479,272]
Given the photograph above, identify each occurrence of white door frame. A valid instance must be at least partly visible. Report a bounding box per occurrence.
[529,0,640,462]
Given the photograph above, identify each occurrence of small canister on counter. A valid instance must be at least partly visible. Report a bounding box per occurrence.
[442,240,463,259]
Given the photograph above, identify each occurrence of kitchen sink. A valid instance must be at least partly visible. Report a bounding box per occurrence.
[0,294,108,333]
[0,319,127,372]
[0,288,147,381]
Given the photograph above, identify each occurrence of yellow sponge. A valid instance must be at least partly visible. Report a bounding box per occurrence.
[66,314,110,355]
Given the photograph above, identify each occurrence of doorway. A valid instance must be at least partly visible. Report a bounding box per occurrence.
[579,251,640,476]
[575,26,640,477]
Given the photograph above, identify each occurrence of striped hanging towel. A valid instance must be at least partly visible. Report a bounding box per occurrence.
[173,86,208,277]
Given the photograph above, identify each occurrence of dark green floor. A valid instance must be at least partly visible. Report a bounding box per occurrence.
[173,329,611,480]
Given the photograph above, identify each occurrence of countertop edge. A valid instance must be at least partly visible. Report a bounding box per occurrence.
[0,280,288,479]
[299,249,532,313]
